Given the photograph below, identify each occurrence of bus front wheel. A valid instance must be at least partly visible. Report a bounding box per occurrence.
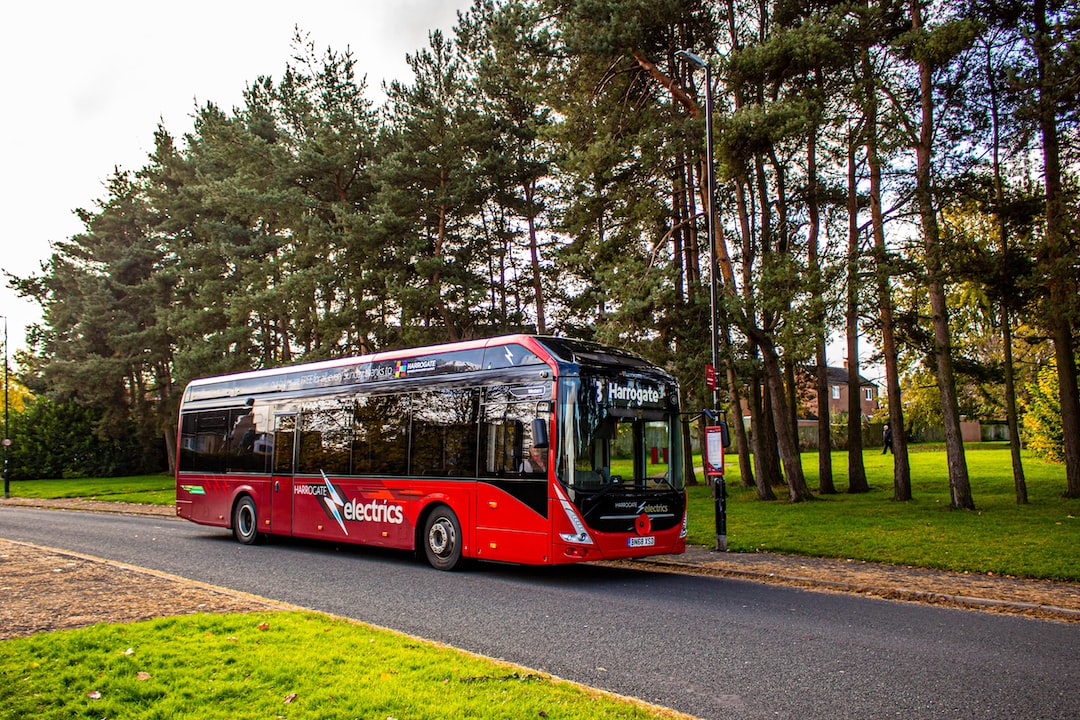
[232,495,261,545]
[423,506,462,571]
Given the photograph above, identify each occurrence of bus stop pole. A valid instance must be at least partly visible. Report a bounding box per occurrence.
[679,50,726,552]
[714,471,726,551]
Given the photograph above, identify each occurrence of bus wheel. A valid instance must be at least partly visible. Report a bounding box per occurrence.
[423,506,462,571]
[232,496,260,545]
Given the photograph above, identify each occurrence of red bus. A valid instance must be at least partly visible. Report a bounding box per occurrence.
[175,334,686,569]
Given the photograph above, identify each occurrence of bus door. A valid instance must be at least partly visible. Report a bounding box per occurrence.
[270,412,297,535]
[476,388,552,564]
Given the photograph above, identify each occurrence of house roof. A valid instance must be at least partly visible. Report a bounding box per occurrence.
[819,365,876,388]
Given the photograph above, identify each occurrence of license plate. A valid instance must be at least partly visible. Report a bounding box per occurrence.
[628,536,655,548]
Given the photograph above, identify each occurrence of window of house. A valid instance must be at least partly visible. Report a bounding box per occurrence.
[831,385,841,400]
[864,387,874,401]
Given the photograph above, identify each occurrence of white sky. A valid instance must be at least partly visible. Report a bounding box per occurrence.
[0,0,468,361]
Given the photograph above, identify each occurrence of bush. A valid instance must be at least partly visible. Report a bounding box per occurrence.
[1022,362,1063,463]
[7,398,164,480]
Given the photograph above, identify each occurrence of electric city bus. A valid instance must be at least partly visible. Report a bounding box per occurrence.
[175,334,687,570]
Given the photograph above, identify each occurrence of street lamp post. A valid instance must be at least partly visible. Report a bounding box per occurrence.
[676,49,726,551]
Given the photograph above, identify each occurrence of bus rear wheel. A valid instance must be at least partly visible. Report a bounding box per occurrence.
[232,495,261,545]
[423,506,462,571]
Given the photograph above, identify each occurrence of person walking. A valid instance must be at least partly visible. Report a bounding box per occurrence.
[882,424,892,454]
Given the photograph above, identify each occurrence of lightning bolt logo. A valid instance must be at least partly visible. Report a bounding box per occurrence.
[320,471,349,536]
[504,347,515,365]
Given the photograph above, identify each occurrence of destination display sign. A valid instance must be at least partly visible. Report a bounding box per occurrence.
[600,377,671,411]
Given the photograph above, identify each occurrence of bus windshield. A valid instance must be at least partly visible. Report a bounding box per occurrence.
[557,375,683,493]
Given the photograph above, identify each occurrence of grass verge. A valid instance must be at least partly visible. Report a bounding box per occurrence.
[0,611,683,720]
[8,475,174,505]
[688,444,1080,581]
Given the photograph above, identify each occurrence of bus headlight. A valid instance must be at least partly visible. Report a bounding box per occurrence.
[554,484,594,545]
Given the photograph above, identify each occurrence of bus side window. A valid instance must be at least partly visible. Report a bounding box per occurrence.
[272,414,296,474]
[481,396,549,478]
[227,406,265,473]
[178,413,198,471]
[355,394,409,476]
[410,389,478,478]
[298,403,352,475]
[481,417,523,476]
[192,412,228,473]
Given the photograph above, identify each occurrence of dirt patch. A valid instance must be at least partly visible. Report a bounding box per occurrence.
[0,539,286,640]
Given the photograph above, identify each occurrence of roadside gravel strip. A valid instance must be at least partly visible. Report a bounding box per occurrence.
[0,537,288,640]
[2,497,1078,623]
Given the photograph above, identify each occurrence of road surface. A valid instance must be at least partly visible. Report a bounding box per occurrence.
[1,507,1075,720]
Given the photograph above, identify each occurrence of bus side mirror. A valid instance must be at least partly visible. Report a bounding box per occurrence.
[719,421,731,448]
[532,418,549,449]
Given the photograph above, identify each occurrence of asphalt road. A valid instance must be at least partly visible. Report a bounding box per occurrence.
[1,507,1076,720]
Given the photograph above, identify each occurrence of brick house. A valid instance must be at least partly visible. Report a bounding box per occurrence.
[798,365,880,421]
[736,365,880,423]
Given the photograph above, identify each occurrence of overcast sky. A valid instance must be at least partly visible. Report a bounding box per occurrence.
[1,0,468,360]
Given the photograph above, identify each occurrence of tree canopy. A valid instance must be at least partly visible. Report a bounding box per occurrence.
[7,0,1080,501]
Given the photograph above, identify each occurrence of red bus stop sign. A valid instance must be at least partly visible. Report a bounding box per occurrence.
[705,364,717,391]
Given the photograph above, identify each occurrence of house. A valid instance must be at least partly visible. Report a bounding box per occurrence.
[737,365,879,422]
[800,365,880,421]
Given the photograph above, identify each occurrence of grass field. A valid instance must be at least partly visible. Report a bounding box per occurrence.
[8,474,175,505]
[8,444,1079,580]
[688,443,1079,581]
[0,612,682,720]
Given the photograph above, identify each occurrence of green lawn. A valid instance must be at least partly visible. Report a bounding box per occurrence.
[9,444,1079,580]
[0,612,682,720]
[9,474,175,505]
[689,443,1080,581]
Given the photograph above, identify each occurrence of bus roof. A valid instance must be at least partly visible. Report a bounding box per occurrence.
[180,334,671,405]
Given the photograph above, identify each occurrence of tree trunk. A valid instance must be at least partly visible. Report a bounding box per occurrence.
[747,373,778,498]
[985,38,1026,503]
[845,132,868,493]
[806,97,834,493]
[760,378,785,488]
[862,40,911,500]
[722,327,760,494]
[751,330,813,502]
[815,343,835,494]
[163,428,176,474]
[727,364,759,493]
[912,0,972,510]
[524,178,546,334]
[1034,0,1080,498]
[683,410,699,487]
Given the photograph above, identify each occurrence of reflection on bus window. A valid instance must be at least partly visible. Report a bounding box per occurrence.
[481,383,551,479]
[354,394,409,475]
[272,414,295,474]
[411,389,478,477]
